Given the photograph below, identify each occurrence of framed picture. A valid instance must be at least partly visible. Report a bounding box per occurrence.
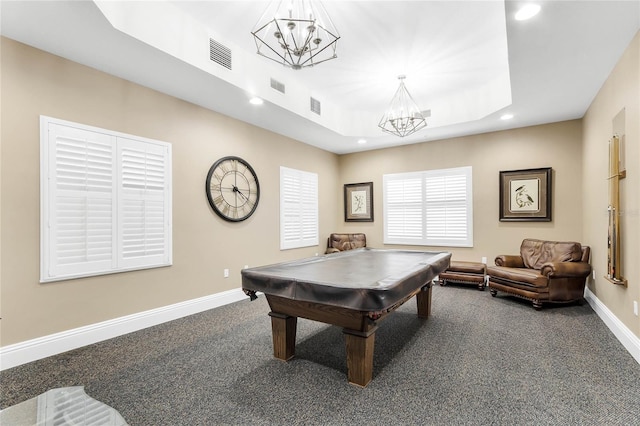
[344,182,373,222]
[499,167,552,222]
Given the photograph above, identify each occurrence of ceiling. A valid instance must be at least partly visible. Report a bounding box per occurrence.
[1,0,639,154]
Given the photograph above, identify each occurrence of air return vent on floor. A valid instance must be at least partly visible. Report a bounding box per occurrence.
[209,38,232,70]
[310,97,321,115]
[270,78,286,94]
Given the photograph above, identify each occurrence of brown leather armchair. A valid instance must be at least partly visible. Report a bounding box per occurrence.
[487,239,591,310]
[325,233,366,254]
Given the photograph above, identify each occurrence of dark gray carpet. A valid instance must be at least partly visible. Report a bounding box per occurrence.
[2,284,639,425]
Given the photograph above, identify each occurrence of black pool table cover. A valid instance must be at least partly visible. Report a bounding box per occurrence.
[241,248,451,312]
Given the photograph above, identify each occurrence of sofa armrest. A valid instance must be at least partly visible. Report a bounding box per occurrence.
[495,255,525,268]
[540,261,591,278]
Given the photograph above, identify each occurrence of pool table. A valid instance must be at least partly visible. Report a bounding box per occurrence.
[241,248,451,387]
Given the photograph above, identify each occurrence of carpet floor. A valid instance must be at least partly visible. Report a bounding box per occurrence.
[1,284,639,425]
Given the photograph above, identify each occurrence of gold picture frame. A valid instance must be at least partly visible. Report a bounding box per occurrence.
[344,182,373,222]
[499,168,552,222]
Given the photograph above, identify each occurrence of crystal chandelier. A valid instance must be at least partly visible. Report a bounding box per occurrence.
[251,0,340,70]
[378,75,428,137]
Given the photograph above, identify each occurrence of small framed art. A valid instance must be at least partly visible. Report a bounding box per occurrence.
[499,167,552,222]
[344,182,373,222]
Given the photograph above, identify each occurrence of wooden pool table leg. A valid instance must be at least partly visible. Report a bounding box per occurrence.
[343,326,377,387]
[268,312,297,361]
[416,282,432,318]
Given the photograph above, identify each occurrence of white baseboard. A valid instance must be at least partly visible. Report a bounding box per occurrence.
[0,288,247,371]
[2,287,637,371]
[584,287,640,365]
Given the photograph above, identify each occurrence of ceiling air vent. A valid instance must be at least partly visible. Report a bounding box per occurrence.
[209,38,232,70]
[270,78,286,94]
[310,97,321,115]
[421,109,432,118]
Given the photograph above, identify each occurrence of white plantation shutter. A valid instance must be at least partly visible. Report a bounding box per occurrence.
[383,166,473,247]
[46,124,116,278]
[280,166,318,250]
[385,174,423,242]
[118,138,171,268]
[425,170,470,245]
[41,117,172,282]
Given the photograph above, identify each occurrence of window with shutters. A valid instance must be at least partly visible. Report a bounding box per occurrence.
[280,166,318,250]
[383,166,473,247]
[40,116,172,282]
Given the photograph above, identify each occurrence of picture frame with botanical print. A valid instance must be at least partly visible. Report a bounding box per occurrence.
[344,182,373,222]
[499,167,552,221]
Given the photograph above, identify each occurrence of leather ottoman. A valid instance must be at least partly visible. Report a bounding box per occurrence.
[437,261,486,291]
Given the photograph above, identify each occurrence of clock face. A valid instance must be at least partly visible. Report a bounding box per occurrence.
[206,156,260,222]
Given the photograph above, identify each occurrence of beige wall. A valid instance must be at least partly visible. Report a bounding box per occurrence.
[2,30,639,349]
[338,120,584,263]
[583,31,639,337]
[0,38,340,345]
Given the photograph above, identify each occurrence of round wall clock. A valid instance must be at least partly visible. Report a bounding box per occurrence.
[205,156,260,222]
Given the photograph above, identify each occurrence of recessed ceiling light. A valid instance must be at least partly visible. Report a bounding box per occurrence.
[249,97,263,105]
[357,139,367,145]
[515,4,540,21]
[500,113,514,120]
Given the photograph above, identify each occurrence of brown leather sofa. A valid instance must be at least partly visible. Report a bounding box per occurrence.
[487,239,591,310]
[325,233,366,254]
